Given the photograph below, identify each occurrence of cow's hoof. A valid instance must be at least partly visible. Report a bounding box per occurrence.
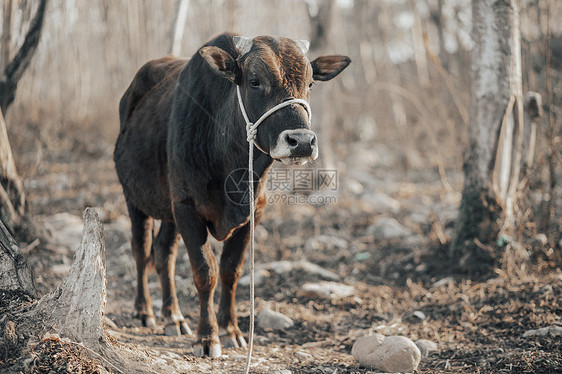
[180,320,192,335]
[138,315,157,328]
[193,339,222,357]
[219,326,247,348]
[164,320,193,336]
[220,332,247,348]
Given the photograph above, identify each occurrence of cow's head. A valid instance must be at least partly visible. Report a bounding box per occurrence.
[199,35,350,165]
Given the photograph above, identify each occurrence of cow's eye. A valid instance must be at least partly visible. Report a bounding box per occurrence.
[249,79,261,89]
[308,82,315,89]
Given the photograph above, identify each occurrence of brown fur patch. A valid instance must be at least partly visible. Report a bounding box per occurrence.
[243,36,311,98]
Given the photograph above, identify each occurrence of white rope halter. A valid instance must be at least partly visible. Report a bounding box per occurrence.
[237,85,311,374]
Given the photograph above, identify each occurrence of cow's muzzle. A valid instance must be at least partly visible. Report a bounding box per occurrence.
[270,129,318,165]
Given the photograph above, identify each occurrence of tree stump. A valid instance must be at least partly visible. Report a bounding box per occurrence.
[1,208,117,372]
[1,208,190,373]
[31,208,107,347]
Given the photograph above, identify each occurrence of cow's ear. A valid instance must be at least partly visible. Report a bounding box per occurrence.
[199,46,237,82]
[311,55,351,81]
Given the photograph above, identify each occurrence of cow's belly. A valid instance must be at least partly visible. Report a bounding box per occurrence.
[114,134,174,222]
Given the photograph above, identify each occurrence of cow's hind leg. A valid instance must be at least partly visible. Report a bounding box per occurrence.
[153,221,192,336]
[127,200,156,328]
[173,201,221,357]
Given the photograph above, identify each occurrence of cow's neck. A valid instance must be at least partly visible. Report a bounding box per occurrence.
[215,84,274,179]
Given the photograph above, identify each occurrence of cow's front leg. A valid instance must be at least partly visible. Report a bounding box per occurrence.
[173,201,220,357]
[218,223,250,349]
[218,196,266,349]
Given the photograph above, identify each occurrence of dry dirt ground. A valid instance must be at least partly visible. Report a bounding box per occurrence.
[1,128,561,373]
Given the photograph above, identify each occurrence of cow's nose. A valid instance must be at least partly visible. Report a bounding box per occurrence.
[285,132,316,156]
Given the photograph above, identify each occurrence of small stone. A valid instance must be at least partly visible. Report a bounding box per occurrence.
[297,281,354,299]
[368,218,412,239]
[415,339,438,358]
[268,261,294,274]
[523,326,562,338]
[415,263,427,272]
[431,277,454,288]
[352,334,421,373]
[361,193,401,214]
[413,311,426,321]
[255,225,269,240]
[294,351,312,361]
[409,212,429,226]
[347,178,364,195]
[533,233,548,246]
[239,268,270,287]
[297,260,341,280]
[275,370,292,374]
[523,327,550,337]
[550,326,562,336]
[257,309,294,330]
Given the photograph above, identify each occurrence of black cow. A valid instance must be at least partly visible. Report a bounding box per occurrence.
[114,32,350,357]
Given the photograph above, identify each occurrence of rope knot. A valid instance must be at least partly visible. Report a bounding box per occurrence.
[246,123,257,142]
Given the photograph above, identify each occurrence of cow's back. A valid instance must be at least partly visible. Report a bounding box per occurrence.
[119,56,187,130]
[115,56,187,221]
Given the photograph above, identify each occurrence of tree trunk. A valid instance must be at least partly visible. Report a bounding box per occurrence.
[0,0,47,114]
[169,0,190,56]
[451,0,524,259]
[1,0,13,72]
[306,0,337,171]
[0,109,25,237]
[0,216,35,297]
[0,0,47,239]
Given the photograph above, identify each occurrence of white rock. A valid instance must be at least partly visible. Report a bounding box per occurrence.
[415,339,438,358]
[260,260,341,281]
[275,370,292,374]
[369,218,412,239]
[408,212,429,226]
[551,326,562,336]
[346,178,364,195]
[304,235,347,252]
[534,233,548,246]
[294,351,312,361]
[403,234,424,247]
[255,225,269,240]
[268,261,294,274]
[431,277,455,288]
[523,327,550,337]
[523,326,562,338]
[352,334,421,373]
[257,309,294,330]
[361,193,401,214]
[297,281,354,299]
[239,268,270,287]
[412,311,426,321]
[297,260,341,281]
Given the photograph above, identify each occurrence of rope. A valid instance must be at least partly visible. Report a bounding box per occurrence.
[237,86,310,374]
